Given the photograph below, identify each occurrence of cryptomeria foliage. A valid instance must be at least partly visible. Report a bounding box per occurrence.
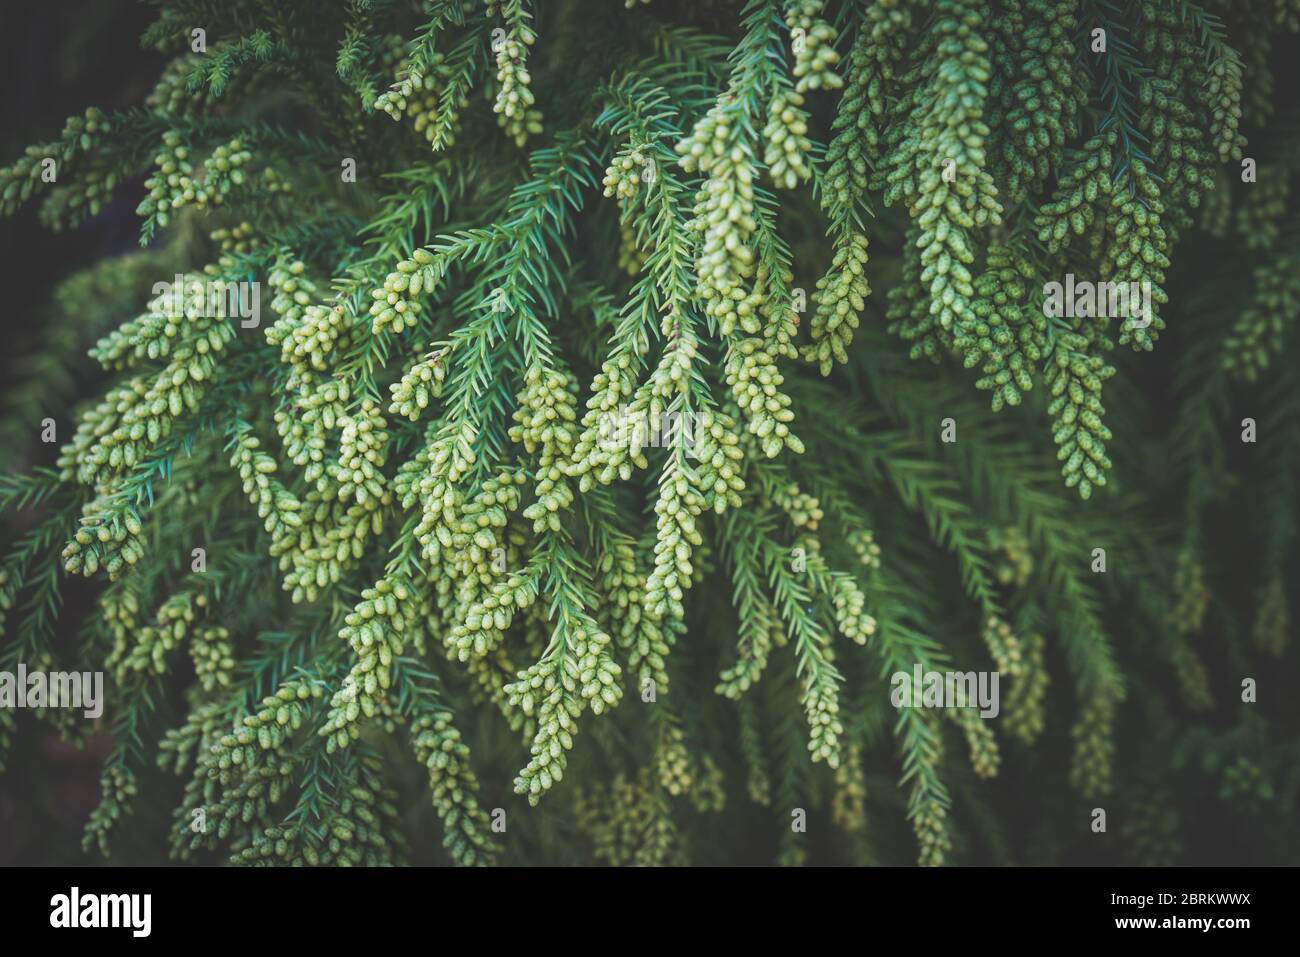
[2,0,1299,866]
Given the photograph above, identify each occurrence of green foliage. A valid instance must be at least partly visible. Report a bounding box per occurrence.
[2,0,1299,867]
